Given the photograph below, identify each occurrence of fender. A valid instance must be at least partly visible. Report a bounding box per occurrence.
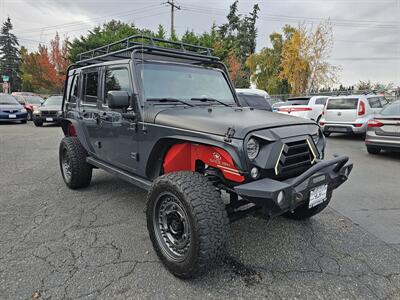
[61,118,93,154]
[163,143,245,183]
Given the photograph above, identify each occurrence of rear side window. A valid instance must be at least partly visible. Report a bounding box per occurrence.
[315,97,327,105]
[368,97,382,108]
[82,71,98,104]
[104,68,131,104]
[237,94,272,111]
[327,98,358,110]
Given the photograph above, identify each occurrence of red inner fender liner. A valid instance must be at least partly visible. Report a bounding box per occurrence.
[163,143,245,183]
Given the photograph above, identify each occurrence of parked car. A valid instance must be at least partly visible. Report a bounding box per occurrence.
[0,93,28,123]
[365,100,400,154]
[277,96,329,122]
[271,101,287,112]
[33,95,63,127]
[12,92,44,121]
[319,95,389,137]
[235,88,272,111]
[58,35,353,279]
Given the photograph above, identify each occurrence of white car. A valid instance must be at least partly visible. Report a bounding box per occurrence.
[277,96,329,122]
[235,88,272,111]
[319,94,389,136]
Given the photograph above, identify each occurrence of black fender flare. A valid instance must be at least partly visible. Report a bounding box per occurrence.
[61,118,93,155]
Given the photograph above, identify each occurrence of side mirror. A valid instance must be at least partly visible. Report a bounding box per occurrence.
[107,91,130,109]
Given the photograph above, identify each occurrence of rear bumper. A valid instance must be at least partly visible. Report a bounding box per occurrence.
[234,155,353,217]
[366,131,400,150]
[321,123,367,134]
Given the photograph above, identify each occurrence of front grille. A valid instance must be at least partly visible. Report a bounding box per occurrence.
[41,110,57,116]
[3,109,19,114]
[275,140,315,178]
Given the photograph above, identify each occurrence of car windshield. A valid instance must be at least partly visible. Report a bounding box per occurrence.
[140,63,235,105]
[327,98,359,110]
[237,94,272,111]
[0,94,19,105]
[380,101,400,116]
[44,96,63,106]
[25,95,43,104]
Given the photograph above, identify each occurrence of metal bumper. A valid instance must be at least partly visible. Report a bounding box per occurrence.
[234,155,353,217]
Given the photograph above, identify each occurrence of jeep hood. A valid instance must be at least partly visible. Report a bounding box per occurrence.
[153,106,315,139]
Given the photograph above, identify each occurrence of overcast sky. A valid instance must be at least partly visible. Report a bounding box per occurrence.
[1,0,399,87]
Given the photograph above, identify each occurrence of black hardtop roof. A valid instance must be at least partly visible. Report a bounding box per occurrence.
[73,35,219,69]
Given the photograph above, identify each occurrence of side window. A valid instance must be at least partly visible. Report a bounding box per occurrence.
[82,71,98,104]
[104,68,131,104]
[368,97,382,108]
[69,74,80,103]
[315,97,327,105]
[380,97,389,107]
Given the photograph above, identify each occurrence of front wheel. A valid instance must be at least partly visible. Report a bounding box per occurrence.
[27,111,33,121]
[33,119,43,127]
[146,171,228,279]
[284,196,331,220]
[59,137,92,189]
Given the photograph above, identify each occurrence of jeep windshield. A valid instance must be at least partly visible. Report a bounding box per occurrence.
[140,63,236,105]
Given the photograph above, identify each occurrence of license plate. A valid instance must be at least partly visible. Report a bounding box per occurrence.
[330,127,347,132]
[46,117,53,121]
[309,184,328,208]
[9,114,16,118]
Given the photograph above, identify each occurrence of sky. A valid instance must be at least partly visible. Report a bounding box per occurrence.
[0,0,399,88]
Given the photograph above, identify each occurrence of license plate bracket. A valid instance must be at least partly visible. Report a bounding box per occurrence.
[309,184,328,208]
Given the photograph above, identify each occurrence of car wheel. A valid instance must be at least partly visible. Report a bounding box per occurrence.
[21,120,27,124]
[27,111,33,121]
[284,196,331,220]
[323,132,331,137]
[367,146,381,155]
[33,119,43,127]
[59,137,92,189]
[146,171,228,279]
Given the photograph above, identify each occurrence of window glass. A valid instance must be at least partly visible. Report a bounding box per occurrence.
[0,94,19,105]
[69,75,79,103]
[327,98,358,110]
[380,101,400,116]
[380,97,389,107]
[287,97,310,105]
[368,97,382,108]
[104,68,131,104]
[83,71,98,104]
[237,94,272,111]
[315,97,327,105]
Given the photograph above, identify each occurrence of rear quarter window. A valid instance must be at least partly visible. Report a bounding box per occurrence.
[368,97,383,108]
[327,98,358,110]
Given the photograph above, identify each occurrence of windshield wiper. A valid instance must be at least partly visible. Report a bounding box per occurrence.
[147,97,194,107]
[190,97,231,107]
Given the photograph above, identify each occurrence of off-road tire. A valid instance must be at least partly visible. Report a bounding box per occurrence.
[367,146,381,155]
[323,131,331,137]
[59,137,92,189]
[146,171,228,279]
[284,196,331,220]
[33,119,43,127]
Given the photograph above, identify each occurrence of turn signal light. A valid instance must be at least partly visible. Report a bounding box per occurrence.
[368,120,383,127]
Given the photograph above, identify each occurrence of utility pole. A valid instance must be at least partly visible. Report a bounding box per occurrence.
[166,0,180,38]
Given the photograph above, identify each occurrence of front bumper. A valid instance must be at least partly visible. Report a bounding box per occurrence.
[0,112,28,121]
[234,155,353,217]
[33,115,62,123]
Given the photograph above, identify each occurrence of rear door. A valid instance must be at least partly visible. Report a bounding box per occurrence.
[325,98,358,123]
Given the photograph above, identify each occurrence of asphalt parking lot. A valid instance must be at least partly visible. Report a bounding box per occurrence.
[0,122,399,300]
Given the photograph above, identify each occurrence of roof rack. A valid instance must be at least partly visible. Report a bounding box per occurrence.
[75,35,216,67]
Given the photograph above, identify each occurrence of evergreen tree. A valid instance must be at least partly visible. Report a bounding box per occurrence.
[0,17,21,91]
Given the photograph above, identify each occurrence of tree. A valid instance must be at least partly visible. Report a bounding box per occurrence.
[50,32,70,92]
[306,22,340,92]
[226,51,242,85]
[280,25,309,95]
[0,17,21,91]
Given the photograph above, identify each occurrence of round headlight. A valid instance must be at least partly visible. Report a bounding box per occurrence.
[246,138,260,160]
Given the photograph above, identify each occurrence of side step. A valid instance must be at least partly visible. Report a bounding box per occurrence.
[87,157,152,191]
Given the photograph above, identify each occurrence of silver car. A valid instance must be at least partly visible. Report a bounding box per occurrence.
[365,101,400,154]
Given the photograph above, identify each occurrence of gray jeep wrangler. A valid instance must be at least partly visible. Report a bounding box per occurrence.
[59,36,353,279]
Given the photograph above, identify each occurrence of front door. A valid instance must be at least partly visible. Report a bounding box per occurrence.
[98,65,139,172]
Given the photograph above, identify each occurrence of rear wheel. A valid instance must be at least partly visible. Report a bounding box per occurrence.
[284,197,331,220]
[146,171,228,279]
[59,137,92,189]
[367,146,381,155]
